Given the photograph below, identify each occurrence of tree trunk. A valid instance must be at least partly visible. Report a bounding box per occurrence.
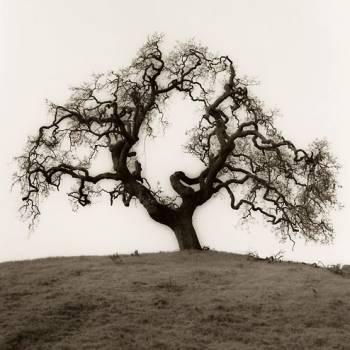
[124,180,202,250]
[170,214,202,250]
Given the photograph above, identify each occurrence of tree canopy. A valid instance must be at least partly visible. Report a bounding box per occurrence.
[15,34,340,250]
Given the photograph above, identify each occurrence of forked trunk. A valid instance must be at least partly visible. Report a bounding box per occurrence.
[170,214,202,250]
[129,180,202,250]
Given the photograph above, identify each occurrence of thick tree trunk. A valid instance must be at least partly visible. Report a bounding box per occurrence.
[124,180,201,250]
[170,214,202,250]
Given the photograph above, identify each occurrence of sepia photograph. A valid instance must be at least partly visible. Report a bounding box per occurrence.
[1,0,350,349]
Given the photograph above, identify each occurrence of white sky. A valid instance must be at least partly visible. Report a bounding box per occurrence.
[1,0,349,264]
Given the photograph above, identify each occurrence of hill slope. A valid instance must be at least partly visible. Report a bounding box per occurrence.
[1,251,350,350]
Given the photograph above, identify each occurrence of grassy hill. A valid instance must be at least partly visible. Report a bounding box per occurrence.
[1,251,350,350]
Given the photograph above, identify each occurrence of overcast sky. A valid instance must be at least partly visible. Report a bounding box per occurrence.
[1,0,349,264]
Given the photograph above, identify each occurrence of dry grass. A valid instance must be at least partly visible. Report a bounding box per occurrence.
[0,251,350,350]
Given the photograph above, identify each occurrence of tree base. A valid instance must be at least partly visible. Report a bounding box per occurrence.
[171,216,201,250]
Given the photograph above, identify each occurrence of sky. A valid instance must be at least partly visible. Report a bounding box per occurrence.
[1,0,349,264]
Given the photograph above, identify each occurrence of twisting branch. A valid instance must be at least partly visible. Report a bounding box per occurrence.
[15,34,339,247]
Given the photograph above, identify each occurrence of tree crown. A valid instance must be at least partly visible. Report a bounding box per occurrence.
[15,34,340,245]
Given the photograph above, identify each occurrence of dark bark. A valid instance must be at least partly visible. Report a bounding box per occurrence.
[124,180,201,250]
[169,212,202,250]
[144,205,202,250]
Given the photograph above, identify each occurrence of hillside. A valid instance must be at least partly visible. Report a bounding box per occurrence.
[0,251,350,350]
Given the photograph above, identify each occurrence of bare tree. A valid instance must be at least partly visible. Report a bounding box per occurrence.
[15,35,340,250]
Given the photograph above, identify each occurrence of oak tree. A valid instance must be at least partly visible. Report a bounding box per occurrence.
[15,35,339,250]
